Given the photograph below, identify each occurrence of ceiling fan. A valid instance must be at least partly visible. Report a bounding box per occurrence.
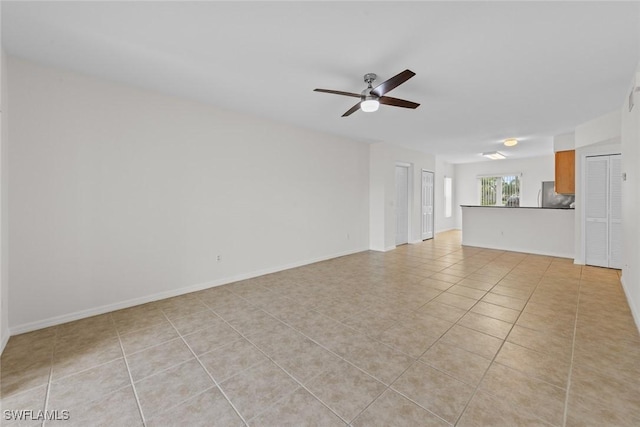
[314,69,420,117]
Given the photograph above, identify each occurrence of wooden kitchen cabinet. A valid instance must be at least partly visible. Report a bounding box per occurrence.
[555,149,575,194]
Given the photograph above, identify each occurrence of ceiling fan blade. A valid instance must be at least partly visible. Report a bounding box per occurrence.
[314,88,361,98]
[370,69,416,97]
[342,102,361,117]
[379,96,420,109]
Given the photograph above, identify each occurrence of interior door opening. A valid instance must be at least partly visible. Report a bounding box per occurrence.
[422,170,434,240]
[395,165,409,246]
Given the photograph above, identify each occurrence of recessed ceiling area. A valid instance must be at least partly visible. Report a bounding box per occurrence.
[3,1,638,163]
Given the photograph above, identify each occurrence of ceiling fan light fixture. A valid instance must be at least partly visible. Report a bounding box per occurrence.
[360,99,380,112]
[504,138,518,147]
[482,151,506,160]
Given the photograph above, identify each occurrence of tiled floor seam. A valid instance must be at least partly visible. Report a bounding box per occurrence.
[201,291,440,425]
[562,276,583,427]
[347,291,469,426]
[451,255,557,426]
[339,254,512,422]
[113,314,148,427]
[162,313,250,427]
[38,327,57,427]
[202,308,354,425]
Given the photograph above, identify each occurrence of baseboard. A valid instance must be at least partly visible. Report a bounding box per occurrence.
[9,246,368,335]
[460,242,574,259]
[0,327,9,355]
[369,245,396,252]
[620,275,640,334]
[435,227,460,234]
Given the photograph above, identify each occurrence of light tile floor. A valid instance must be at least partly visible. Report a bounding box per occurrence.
[2,231,639,426]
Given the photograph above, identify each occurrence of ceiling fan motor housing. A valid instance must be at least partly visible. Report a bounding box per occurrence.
[364,73,377,85]
[362,73,378,101]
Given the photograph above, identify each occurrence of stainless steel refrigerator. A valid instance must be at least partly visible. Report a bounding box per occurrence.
[540,181,575,208]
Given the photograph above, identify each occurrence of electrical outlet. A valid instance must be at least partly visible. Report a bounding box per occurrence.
[217,255,221,262]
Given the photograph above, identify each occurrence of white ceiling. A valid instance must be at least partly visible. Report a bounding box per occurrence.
[3,1,639,163]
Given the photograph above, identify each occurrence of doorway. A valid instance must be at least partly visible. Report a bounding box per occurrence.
[395,165,409,246]
[421,170,434,240]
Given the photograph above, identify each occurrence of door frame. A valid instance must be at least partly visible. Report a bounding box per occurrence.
[421,169,435,240]
[395,163,411,246]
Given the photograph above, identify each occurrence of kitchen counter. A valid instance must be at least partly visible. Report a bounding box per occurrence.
[461,205,574,210]
[461,205,574,258]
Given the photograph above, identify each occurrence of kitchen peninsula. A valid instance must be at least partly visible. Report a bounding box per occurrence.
[461,206,575,259]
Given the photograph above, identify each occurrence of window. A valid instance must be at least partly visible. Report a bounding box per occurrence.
[444,177,452,217]
[479,174,521,206]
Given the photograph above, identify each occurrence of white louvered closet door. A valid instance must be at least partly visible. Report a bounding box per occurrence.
[584,154,623,269]
[585,156,609,268]
[609,155,623,269]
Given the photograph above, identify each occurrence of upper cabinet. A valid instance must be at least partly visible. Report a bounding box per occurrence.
[555,150,575,194]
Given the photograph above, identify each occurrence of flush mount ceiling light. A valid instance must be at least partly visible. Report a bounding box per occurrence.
[504,138,518,147]
[482,151,506,160]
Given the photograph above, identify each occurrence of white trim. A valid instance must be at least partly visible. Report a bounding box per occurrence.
[8,246,368,335]
[394,164,411,246]
[476,172,522,179]
[422,169,436,240]
[0,329,9,355]
[580,150,587,263]
[461,243,573,260]
[435,226,460,234]
[620,276,640,334]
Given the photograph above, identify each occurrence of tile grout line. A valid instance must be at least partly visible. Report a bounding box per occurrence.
[112,314,148,427]
[40,326,58,427]
[343,257,507,425]
[203,306,351,425]
[224,248,528,425]
[346,290,465,424]
[562,271,583,427]
[452,256,528,426]
[451,254,554,426]
[279,248,561,423]
[203,286,455,424]
[161,312,251,427]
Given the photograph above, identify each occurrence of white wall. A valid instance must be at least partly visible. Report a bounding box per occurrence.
[621,69,640,329]
[553,133,575,152]
[8,58,370,332]
[434,156,457,233]
[369,143,435,251]
[462,207,574,258]
[575,109,621,148]
[454,155,555,228]
[0,0,10,352]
